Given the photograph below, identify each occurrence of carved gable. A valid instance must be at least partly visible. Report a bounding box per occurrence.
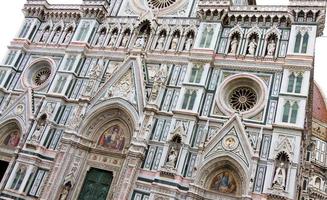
[90,56,146,115]
[203,115,254,168]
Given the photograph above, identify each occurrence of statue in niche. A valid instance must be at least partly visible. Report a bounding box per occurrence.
[98,125,125,151]
[184,35,193,51]
[59,183,71,200]
[248,38,257,55]
[272,162,286,189]
[52,28,61,44]
[170,35,179,50]
[135,34,146,48]
[108,32,118,47]
[40,28,50,43]
[96,31,106,46]
[267,39,276,56]
[121,32,130,47]
[31,114,47,143]
[210,171,237,194]
[166,147,178,168]
[63,29,73,44]
[229,36,239,54]
[150,64,168,102]
[156,34,165,50]
[3,130,20,147]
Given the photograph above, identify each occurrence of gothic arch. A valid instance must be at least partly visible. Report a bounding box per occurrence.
[64,22,76,32]
[80,98,140,141]
[53,20,64,31]
[193,156,249,198]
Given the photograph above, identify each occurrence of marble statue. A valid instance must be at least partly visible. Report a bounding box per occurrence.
[63,30,73,44]
[248,38,257,55]
[184,36,193,51]
[121,32,130,47]
[135,34,146,48]
[52,29,61,43]
[40,28,50,43]
[96,31,106,46]
[166,147,178,168]
[267,39,276,56]
[108,33,118,47]
[273,162,286,189]
[230,37,239,54]
[171,35,179,50]
[156,34,165,50]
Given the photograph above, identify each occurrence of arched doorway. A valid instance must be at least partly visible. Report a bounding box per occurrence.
[0,121,21,185]
[69,106,136,200]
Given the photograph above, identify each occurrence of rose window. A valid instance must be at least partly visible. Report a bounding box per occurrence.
[33,68,51,86]
[229,87,257,112]
[147,0,177,9]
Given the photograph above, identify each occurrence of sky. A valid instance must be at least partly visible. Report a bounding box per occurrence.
[0,0,326,95]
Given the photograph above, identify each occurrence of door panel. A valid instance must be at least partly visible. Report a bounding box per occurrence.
[78,168,113,200]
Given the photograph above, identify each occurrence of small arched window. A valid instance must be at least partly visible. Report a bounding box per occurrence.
[295,74,303,93]
[182,89,197,110]
[301,32,309,54]
[282,101,291,123]
[10,166,26,190]
[290,102,299,123]
[294,32,302,53]
[189,64,204,83]
[287,72,303,94]
[294,31,309,54]
[287,73,295,93]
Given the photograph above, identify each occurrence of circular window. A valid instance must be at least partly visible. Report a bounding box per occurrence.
[33,68,51,86]
[21,58,55,90]
[147,0,176,9]
[216,74,267,118]
[229,87,257,112]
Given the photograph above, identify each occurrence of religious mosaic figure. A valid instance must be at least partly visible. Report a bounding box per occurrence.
[230,36,239,54]
[248,38,257,55]
[98,125,125,151]
[3,130,20,147]
[156,34,165,50]
[267,39,276,56]
[210,171,237,194]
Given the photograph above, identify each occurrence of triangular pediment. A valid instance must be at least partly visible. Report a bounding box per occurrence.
[204,115,254,168]
[0,89,33,130]
[90,56,146,115]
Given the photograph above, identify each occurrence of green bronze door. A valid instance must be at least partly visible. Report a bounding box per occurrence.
[78,168,113,200]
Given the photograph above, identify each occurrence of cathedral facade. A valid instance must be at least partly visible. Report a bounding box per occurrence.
[0,0,325,199]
